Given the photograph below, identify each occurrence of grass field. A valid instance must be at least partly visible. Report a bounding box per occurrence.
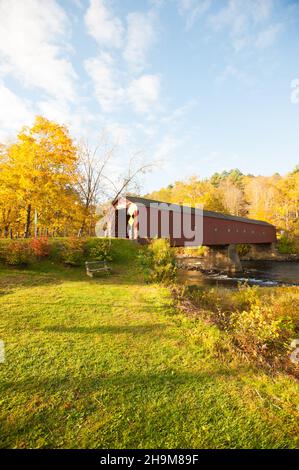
[0,250,298,448]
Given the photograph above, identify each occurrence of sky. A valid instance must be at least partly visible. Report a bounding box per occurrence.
[0,0,299,193]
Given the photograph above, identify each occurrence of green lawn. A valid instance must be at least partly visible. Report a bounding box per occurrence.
[0,258,298,448]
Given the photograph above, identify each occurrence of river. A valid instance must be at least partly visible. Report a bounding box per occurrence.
[178,259,299,288]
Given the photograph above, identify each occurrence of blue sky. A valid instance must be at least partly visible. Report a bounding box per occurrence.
[0,0,299,193]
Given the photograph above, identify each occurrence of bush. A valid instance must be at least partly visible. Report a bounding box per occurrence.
[237,244,251,257]
[233,284,261,311]
[231,305,295,359]
[0,237,139,267]
[60,237,85,266]
[182,284,299,367]
[47,239,63,262]
[138,238,177,284]
[183,285,235,328]
[4,241,33,266]
[174,246,207,257]
[277,235,294,254]
[30,237,50,259]
[0,240,10,263]
[85,238,113,262]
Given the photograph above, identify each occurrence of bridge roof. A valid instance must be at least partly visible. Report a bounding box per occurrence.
[118,196,274,227]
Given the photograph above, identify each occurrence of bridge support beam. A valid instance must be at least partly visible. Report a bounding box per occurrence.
[203,244,242,273]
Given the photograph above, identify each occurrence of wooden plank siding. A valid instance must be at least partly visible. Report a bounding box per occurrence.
[113,196,276,246]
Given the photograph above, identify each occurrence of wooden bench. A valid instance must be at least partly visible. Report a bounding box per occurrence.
[85,260,112,278]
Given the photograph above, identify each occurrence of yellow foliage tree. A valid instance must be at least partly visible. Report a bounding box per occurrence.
[0,116,82,237]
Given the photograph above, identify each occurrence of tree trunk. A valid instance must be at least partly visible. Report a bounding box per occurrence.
[4,224,9,238]
[78,203,90,237]
[24,204,32,238]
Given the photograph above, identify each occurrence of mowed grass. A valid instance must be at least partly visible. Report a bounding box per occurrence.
[0,257,298,448]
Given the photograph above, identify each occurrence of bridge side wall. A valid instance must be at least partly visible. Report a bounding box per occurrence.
[203,216,276,246]
[114,200,276,247]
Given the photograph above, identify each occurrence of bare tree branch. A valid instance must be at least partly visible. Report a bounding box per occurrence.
[76,133,155,235]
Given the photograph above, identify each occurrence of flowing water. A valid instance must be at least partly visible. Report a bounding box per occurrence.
[178,259,299,288]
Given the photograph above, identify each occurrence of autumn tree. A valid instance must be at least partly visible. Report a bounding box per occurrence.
[219,179,245,216]
[0,116,81,238]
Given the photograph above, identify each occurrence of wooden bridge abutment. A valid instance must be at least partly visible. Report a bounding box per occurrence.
[203,244,242,273]
[203,243,277,273]
[247,242,278,259]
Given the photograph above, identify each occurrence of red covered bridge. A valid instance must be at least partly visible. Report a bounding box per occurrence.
[113,196,276,245]
[111,196,277,271]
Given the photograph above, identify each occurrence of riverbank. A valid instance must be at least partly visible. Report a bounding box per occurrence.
[241,253,299,262]
[177,252,299,267]
[172,281,299,378]
[176,256,299,287]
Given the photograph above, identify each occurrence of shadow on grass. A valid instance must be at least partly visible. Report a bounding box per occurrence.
[1,366,253,396]
[0,366,259,448]
[0,289,11,296]
[34,301,174,313]
[41,323,169,335]
[0,262,146,289]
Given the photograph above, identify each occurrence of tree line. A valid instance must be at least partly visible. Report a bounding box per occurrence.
[147,167,299,239]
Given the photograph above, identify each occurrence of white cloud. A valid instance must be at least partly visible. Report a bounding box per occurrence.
[135,122,158,138]
[84,2,159,113]
[85,53,125,112]
[38,99,70,124]
[0,0,77,101]
[209,0,276,51]
[255,23,281,49]
[105,122,131,145]
[85,0,124,48]
[0,82,34,141]
[290,79,299,104]
[86,53,161,114]
[127,75,161,113]
[251,0,273,22]
[153,134,183,163]
[216,65,255,86]
[123,11,156,72]
[178,0,212,29]
[37,98,103,142]
[178,0,278,51]
[161,100,197,124]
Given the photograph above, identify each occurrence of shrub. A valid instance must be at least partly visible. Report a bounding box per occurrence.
[0,240,9,263]
[0,237,140,267]
[109,238,139,263]
[277,235,294,254]
[233,284,261,311]
[47,239,63,262]
[174,246,207,257]
[197,246,207,257]
[267,289,299,331]
[237,244,251,257]
[85,238,113,262]
[60,237,85,266]
[30,237,51,259]
[184,285,235,328]
[182,284,299,367]
[139,238,177,284]
[231,305,295,359]
[4,241,33,266]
